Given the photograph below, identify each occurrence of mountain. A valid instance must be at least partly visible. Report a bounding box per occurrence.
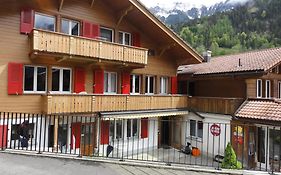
[173,0,281,56]
[150,0,250,25]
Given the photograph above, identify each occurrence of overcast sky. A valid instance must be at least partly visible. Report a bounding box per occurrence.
[140,0,248,9]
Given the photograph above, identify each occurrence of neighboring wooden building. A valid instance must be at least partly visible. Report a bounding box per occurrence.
[0,0,203,156]
[178,48,281,170]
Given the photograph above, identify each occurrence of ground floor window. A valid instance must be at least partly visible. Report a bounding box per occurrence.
[110,119,140,141]
[190,120,203,139]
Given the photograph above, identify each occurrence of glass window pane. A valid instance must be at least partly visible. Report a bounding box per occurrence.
[104,73,108,93]
[197,121,203,138]
[145,77,148,93]
[149,77,154,93]
[63,69,71,92]
[132,119,138,137]
[37,67,46,91]
[130,75,133,93]
[100,28,113,42]
[190,120,196,137]
[24,66,34,91]
[116,120,122,139]
[125,33,130,45]
[35,13,55,31]
[52,68,60,91]
[110,121,114,140]
[135,75,140,93]
[110,73,116,93]
[127,120,131,138]
[71,21,79,36]
[119,32,123,44]
[61,19,69,34]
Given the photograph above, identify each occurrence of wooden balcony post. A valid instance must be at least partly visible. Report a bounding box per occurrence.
[47,96,53,115]
[69,36,74,55]
[53,116,59,150]
[33,30,39,50]
[92,96,96,112]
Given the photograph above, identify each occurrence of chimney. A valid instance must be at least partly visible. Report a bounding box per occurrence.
[203,50,212,62]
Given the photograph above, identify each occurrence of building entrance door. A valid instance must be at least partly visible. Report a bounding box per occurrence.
[80,123,96,156]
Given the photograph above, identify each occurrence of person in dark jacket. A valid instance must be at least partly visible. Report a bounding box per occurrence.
[17,121,29,148]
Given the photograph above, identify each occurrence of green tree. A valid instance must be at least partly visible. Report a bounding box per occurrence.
[180,27,194,45]
[221,143,242,169]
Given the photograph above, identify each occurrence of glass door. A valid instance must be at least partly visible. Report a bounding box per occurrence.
[257,127,266,169]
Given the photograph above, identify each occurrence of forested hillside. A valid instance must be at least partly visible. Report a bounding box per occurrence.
[171,0,281,56]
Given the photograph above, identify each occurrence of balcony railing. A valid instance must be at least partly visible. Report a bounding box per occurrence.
[188,96,244,115]
[30,29,148,66]
[42,94,189,114]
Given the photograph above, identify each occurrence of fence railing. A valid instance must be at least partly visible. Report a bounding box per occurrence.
[0,112,279,173]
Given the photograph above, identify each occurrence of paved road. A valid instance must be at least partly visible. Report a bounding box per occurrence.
[0,153,225,175]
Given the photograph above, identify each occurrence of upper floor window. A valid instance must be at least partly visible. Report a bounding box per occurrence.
[278,81,281,98]
[100,27,114,42]
[61,19,80,36]
[104,72,117,94]
[34,13,55,32]
[51,67,72,93]
[265,80,271,98]
[160,77,168,94]
[24,66,47,93]
[190,120,203,139]
[130,74,140,94]
[256,79,262,98]
[145,76,155,94]
[119,32,131,46]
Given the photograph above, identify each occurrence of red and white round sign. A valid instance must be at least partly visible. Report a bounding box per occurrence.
[210,124,221,136]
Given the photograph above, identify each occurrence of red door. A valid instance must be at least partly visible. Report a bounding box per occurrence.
[0,125,8,148]
[71,123,81,149]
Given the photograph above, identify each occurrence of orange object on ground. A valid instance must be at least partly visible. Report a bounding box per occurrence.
[192,147,201,157]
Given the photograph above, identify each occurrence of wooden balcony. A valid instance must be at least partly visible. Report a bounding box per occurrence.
[30,29,148,66]
[42,94,189,114]
[188,96,244,115]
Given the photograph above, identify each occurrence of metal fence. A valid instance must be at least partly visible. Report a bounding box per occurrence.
[0,112,280,173]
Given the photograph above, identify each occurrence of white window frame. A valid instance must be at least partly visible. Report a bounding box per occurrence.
[119,31,131,46]
[23,65,47,94]
[110,120,124,141]
[145,75,155,95]
[278,81,281,99]
[61,18,80,36]
[100,27,114,42]
[257,79,263,98]
[160,77,168,94]
[126,119,140,139]
[130,74,140,94]
[189,120,203,140]
[51,67,72,94]
[265,80,271,98]
[104,72,117,94]
[34,12,56,32]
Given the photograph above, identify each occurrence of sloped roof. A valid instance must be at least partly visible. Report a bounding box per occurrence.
[178,47,281,75]
[235,99,281,121]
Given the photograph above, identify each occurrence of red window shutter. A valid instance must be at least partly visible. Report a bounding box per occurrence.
[71,123,81,149]
[132,32,141,47]
[8,62,23,95]
[82,21,92,38]
[171,76,178,94]
[122,72,130,94]
[141,118,148,138]
[0,125,8,148]
[94,69,104,94]
[92,23,100,39]
[100,120,109,145]
[20,9,34,34]
[74,68,86,93]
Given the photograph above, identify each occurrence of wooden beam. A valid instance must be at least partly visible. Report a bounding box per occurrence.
[159,43,176,57]
[56,56,69,62]
[116,5,134,27]
[59,0,64,11]
[91,0,95,8]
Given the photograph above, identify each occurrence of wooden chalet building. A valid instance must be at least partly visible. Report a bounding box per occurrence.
[0,0,204,157]
[178,48,281,170]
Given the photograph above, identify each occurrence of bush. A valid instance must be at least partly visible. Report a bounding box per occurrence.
[221,143,242,169]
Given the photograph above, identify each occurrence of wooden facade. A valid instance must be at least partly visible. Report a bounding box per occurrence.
[0,0,202,114]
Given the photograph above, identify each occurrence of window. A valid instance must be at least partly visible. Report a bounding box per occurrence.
[127,119,139,138]
[61,19,80,36]
[100,27,114,42]
[145,76,155,94]
[190,120,203,139]
[257,79,262,98]
[34,13,55,31]
[24,66,47,93]
[265,80,271,98]
[11,123,34,140]
[110,119,140,141]
[278,81,281,98]
[130,75,140,94]
[160,77,168,94]
[51,67,72,93]
[119,32,131,45]
[104,72,117,93]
